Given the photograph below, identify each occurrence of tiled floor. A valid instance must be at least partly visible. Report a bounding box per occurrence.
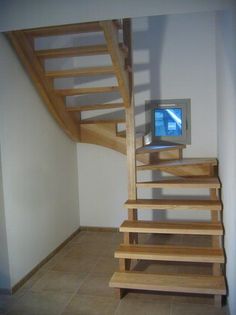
[0,231,229,315]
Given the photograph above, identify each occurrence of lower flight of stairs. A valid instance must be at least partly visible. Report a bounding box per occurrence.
[110,147,226,306]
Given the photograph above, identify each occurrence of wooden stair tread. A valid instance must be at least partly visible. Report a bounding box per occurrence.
[136,144,185,155]
[36,43,127,59]
[124,199,222,210]
[80,118,125,124]
[117,130,145,138]
[110,272,226,295]
[115,244,224,263]
[24,21,119,37]
[120,220,223,235]
[36,44,109,58]
[80,112,125,124]
[136,176,220,189]
[55,86,119,96]
[45,66,115,78]
[66,103,124,112]
[137,158,217,171]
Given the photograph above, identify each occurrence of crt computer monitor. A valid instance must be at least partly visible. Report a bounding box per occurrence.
[149,99,191,145]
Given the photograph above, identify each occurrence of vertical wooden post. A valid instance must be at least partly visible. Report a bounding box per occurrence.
[123,19,138,244]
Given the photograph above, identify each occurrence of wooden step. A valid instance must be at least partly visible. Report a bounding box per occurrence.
[137,158,217,171]
[115,244,224,263]
[45,66,115,78]
[55,86,119,96]
[124,199,222,210]
[136,177,220,189]
[36,44,109,59]
[80,117,125,124]
[110,272,226,295]
[66,103,124,112]
[25,22,106,37]
[136,144,185,155]
[120,220,223,236]
[117,130,145,139]
[36,43,127,59]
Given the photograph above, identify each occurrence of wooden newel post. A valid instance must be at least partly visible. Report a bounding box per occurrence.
[123,19,138,245]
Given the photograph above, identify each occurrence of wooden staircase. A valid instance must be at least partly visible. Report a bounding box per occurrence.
[7,19,226,305]
[110,146,226,305]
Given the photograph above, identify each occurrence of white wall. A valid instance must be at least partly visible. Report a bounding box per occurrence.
[0,34,80,287]
[0,148,11,290]
[78,11,218,227]
[216,8,236,315]
[0,0,231,32]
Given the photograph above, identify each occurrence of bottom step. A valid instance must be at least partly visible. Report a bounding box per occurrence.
[110,272,226,295]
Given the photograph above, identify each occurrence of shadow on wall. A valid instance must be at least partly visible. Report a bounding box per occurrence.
[134,15,169,221]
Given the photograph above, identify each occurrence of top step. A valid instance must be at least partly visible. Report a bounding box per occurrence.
[136,144,185,155]
[25,21,122,37]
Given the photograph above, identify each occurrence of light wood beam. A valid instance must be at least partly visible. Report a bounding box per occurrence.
[100,21,130,107]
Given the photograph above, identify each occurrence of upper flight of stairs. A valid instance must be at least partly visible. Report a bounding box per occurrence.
[7,19,131,147]
[7,19,226,305]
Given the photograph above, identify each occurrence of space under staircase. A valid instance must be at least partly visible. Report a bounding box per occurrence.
[7,19,226,305]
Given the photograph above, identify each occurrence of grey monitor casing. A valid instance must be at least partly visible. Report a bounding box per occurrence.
[145,99,191,145]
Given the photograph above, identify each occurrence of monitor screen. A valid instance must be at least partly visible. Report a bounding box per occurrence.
[154,108,183,137]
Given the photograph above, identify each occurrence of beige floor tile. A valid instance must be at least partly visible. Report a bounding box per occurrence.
[51,254,99,273]
[69,231,87,243]
[65,242,104,258]
[92,256,119,276]
[77,273,116,297]
[172,293,215,305]
[121,290,174,304]
[62,294,119,315]
[102,243,119,257]
[13,269,48,298]
[73,231,118,245]
[31,270,87,293]
[171,303,228,315]
[115,298,171,315]
[6,291,72,315]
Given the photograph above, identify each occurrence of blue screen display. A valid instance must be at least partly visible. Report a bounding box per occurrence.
[154,108,182,137]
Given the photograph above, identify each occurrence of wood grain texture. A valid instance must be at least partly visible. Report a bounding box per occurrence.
[136,177,220,189]
[124,199,222,210]
[110,272,226,295]
[45,66,114,78]
[137,158,218,170]
[137,158,217,176]
[100,21,130,107]
[36,44,109,58]
[66,103,124,112]
[136,144,185,155]
[120,220,223,235]
[24,21,104,37]
[55,86,119,96]
[115,244,225,263]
